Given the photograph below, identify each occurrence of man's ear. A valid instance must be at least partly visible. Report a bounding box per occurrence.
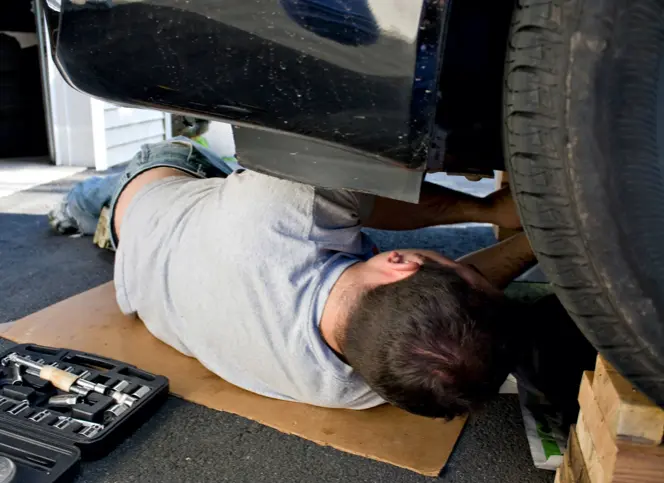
[385,251,424,275]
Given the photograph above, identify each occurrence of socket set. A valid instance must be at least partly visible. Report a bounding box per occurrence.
[0,344,169,483]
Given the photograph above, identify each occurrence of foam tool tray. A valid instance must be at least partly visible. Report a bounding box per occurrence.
[0,344,169,483]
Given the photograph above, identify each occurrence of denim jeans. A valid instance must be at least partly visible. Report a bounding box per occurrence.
[64,173,122,235]
[65,137,234,243]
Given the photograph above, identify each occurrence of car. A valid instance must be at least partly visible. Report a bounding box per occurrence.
[43,0,664,407]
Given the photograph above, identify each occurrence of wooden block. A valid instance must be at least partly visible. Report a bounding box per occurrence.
[563,461,576,483]
[612,440,664,483]
[576,412,664,483]
[578,372,617,482]
[560,436,574,483]
[558,426,591,483]
[593,356,664,445]
[576,409,607,483]
[568,426,593,483]
[577,371,664,483]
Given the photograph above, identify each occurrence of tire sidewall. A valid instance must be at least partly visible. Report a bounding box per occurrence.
[505,0,664,403]
[566,0,664,368]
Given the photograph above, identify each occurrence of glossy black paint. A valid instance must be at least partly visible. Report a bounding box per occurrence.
[46,0,514,199]
[52,1,444,169]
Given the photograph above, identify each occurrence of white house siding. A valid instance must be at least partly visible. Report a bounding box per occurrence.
[103,104,170,168]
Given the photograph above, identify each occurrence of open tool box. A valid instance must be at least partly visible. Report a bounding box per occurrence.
[0,344,169,482]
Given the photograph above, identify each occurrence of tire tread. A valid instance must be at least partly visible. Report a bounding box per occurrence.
[505,0,664,403]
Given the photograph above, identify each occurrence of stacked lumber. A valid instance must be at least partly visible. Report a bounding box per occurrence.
[555,356,664,482]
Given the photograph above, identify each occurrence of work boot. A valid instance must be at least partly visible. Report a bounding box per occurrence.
[93,206,114,251]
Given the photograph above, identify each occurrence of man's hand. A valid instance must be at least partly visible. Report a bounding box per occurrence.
[484,187,522,230]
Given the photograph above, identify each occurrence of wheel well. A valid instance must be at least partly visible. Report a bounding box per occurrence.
[434,0,516,175]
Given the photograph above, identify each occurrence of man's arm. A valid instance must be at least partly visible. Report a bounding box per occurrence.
[363,182,520,230]
[458,232,537,289]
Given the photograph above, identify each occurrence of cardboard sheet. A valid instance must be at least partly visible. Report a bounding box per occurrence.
[3,283,467,476]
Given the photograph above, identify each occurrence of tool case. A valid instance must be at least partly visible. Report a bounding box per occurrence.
[0,344,169,483]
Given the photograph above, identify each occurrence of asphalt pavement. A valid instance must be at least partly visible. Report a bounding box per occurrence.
[0,171,554,483]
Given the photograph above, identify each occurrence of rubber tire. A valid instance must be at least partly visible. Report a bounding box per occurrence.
[504,0,664,405]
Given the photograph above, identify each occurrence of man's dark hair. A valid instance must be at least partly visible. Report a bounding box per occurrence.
[342,262,521,419]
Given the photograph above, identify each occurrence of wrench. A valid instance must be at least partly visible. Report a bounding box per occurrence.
[8,354,108,394]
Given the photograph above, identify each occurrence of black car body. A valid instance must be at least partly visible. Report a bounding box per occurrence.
[45,0,513,201]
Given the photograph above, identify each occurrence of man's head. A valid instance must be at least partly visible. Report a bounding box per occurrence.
[338,250,521,419]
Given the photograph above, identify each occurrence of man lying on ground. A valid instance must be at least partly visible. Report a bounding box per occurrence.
[51,138,542,418]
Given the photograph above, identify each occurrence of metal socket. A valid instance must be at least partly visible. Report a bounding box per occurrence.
[113,380,130,393]
[133,385,150,399]
[111,391,137,407]
[48,394,81,407]
[75,378,108,395]
[106,403,129,418]
[9,365,22,384]
[68,385,91,397]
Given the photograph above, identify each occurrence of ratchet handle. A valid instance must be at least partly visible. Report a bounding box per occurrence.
[39,366,79,391]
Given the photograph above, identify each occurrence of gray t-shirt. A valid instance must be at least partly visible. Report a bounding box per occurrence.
[114,170,384,409]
